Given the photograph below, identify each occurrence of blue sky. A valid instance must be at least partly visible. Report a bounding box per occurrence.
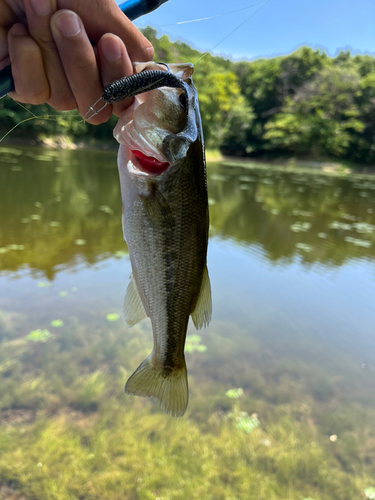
[117,0,375,61]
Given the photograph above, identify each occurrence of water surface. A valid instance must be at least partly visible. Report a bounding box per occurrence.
[0,146,375,500]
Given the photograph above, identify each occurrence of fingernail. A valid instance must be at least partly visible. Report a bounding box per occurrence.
[30,0,52,17]
[55,11,81,38]
[102,35,122,62]
[11,24,28,36]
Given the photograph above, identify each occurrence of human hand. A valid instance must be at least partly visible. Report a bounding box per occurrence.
[0,0,154,123]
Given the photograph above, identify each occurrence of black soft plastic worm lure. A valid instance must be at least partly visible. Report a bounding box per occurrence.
[85,63,189,121]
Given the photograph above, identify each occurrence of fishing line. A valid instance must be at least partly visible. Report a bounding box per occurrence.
[156,0,268,27]
[0,114,70,143]
[14,101,37,118]
[194,0,271,65]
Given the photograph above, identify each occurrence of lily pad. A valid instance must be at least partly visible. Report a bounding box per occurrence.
[210,174,228,182]
[59,291,68,297]
[99,205,114,215]
[290,222,312,232]
[352,222,375,234]
[30,214,41,221]
[296,243,313,252]
[329,221,352,231]
[115,251,127,258]
[74,239,86,246]
[344,237,372,248]
[37,282,51,288]
[49,221,60,227]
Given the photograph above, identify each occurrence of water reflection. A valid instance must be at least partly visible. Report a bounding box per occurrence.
[1,148,374,278]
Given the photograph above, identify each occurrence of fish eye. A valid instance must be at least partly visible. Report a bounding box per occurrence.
[179,93,187,110]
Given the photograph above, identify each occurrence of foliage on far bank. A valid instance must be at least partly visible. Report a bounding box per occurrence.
[1,28,375,163]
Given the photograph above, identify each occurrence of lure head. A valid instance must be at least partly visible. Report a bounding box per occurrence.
[114,62,201,178]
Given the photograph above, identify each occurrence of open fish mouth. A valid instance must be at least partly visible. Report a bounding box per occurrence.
[127,149,170,177]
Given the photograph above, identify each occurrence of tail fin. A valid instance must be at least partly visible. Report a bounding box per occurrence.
[125,354,188,417]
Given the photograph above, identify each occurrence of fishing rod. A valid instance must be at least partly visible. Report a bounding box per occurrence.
[0,0,169,99]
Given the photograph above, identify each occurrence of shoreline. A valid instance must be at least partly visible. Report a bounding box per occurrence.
[1,135,374,174]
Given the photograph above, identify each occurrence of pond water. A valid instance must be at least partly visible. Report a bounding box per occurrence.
[0,146,375,500]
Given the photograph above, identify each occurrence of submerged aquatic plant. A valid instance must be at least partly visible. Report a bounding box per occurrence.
[226,387,259,434]
[26,329,54,343]
[51,320,64,328]
[106,313,120,322]
[226,388,244,399]
[233,412,260,434]
[364,488,375,499]
[185,334,207,353]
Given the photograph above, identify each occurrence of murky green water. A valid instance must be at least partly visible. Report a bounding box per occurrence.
[1,146,375,500]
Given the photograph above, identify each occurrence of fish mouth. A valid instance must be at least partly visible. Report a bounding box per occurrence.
[130,149,170,176]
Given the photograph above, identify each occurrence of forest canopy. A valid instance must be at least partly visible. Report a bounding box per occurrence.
[1,26,375,163]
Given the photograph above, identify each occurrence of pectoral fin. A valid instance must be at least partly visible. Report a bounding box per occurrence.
[123,275,147,327]
[191,266,212,330]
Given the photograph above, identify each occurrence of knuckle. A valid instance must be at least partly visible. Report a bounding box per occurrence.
[49,98,77,111]
[29,89,50,105]
[36,35,57,53]
[74,59,97,73]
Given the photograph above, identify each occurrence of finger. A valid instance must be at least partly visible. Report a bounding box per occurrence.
[57,0,154,62]
[0,0,22,27]
[97,33,133,117]
[23,0,76,110]
[7,23,49,104]
[0,26,9,68]
[51,10,112,124]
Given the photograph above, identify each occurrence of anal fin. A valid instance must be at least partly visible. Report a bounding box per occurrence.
[191,266,212,330]
[123,274,147,327]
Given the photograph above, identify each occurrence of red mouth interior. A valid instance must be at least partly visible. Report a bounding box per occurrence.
[131,150,169,175]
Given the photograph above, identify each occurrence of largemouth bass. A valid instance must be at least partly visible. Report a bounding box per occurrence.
[114,62,211,417]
